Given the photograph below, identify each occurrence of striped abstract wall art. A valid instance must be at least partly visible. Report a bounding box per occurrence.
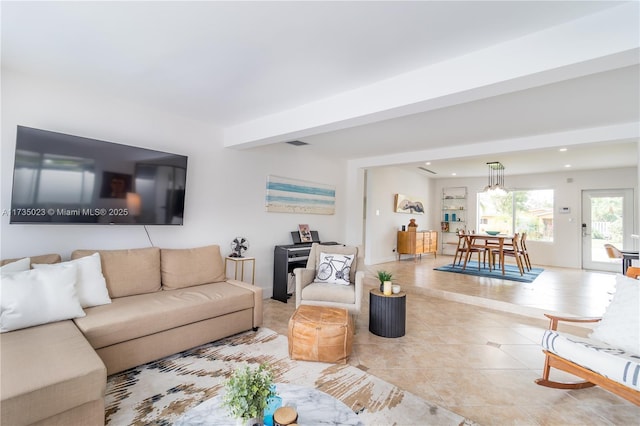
[265,175,335,215]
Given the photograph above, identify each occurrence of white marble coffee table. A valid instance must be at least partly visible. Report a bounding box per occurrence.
[174,383,364,425]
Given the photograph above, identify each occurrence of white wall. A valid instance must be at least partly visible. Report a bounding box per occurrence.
[364,167,436,264]
[1,70,347,298]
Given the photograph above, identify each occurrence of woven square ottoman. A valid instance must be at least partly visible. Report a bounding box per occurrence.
[288,305,354,364]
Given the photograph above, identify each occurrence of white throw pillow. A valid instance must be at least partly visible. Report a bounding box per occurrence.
[0,264,85,332]
[315,252,354,285]
[33,253,111,308]
[589,274,640,354]
[0,257,31,274]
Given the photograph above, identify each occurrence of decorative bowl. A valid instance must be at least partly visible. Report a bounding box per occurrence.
[485,231,500,236]
[392,285,401,294]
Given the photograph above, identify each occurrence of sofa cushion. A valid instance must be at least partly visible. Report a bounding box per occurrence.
[589,274,640,355]
[0,253,61,268]
[0,265,85,332]
[542,329,640,391]
[307,244,359,283]
[315,252,354,285]
[0,321,106,425]
[161,245,226,289]
[33,252,111,308]
[0,257,30,273]
[72,247,161,298]
[301,282,356,304]
[74,281,254,349]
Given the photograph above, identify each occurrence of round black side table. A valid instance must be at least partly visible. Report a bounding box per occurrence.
[369,288,406,338]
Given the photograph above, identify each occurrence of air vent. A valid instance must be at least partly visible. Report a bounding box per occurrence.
[285,140,309,146]
[418,166,436,174]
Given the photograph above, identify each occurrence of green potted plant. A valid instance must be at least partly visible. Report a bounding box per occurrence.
[377,270,393,293]
[222,363,276,426]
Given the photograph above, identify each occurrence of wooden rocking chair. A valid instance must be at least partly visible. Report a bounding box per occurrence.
[535,314,640,405]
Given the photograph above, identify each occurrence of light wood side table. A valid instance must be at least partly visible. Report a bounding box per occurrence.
[224,256,256,284]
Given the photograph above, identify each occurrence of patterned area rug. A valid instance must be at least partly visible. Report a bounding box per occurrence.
[105,328,476,425]
[435,261,543,283]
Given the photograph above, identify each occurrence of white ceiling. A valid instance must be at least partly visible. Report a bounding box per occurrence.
[2,1,638,178]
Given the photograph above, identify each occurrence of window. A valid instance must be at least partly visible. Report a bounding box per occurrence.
[477,189,554,241]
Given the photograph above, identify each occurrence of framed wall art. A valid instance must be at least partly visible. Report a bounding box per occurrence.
[394,194,425,214]
[265,175,335,215]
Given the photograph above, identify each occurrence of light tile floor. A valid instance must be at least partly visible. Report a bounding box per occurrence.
[262,255,640,425]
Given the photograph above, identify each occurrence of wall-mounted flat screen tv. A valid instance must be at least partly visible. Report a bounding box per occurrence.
[10,126,188,225]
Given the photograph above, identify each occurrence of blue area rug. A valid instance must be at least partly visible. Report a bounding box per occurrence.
[434,261,543,283]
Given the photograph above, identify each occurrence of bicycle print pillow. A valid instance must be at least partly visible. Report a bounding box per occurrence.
[315,252,355,285]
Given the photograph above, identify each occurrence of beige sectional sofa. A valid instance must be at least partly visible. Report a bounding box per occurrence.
[1,245,263,425]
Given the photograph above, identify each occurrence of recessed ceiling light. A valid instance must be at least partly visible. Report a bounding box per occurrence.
[425,162,431,165]
[564,164,572,168]
[451,172,457,176]
[559,148,568,152]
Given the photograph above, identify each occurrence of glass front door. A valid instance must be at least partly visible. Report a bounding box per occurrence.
[581,189,634,271]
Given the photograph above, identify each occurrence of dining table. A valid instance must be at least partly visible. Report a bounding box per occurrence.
[461,233,518,276]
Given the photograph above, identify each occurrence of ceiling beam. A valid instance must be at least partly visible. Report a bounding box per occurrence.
[223,3,639,150]
[348,122,640,169]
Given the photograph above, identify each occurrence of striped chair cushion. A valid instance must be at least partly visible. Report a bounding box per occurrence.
[542,329,640,391]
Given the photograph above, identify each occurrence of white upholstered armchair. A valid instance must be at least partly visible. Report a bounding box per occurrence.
[294,243,364,315]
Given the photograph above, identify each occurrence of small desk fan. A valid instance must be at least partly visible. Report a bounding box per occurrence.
[230,237,249,258]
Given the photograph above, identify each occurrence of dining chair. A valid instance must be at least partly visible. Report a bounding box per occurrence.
[452,229,467,266]
[462,233,491,271]
[483,232,504,257]
[520,232,532,271]
[490,233,525,276]
[625,266,640,279]
[604,244,623,260]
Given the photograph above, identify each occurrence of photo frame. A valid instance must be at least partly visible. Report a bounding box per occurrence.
[298,224,312,242]
[394,193,425,214]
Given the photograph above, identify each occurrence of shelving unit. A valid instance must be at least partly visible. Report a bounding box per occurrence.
[441,186,467,255]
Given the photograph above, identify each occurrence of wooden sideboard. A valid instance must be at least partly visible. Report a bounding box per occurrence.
[397,230,437,260]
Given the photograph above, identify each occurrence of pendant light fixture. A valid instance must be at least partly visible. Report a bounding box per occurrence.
[483,162,507,194]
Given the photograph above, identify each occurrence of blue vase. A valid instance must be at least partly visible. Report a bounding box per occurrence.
[263,392,282,426]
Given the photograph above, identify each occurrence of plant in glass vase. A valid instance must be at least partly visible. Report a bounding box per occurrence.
[377,270,393,293]
[223,363,276,426]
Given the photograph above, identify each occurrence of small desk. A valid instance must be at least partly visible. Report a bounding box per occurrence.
[369,289,406,338]
[621,250,639,275]
[225,256,255,284]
